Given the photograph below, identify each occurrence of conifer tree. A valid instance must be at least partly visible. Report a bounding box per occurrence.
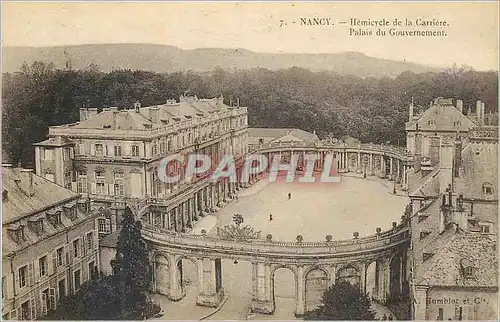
[112,206,152,311]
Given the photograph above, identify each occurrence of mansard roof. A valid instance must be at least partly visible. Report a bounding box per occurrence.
[405,99,476,132]
[248,127,319,144]
[416,228,497,288]
[71,108,154,130]
[1,167,80,224]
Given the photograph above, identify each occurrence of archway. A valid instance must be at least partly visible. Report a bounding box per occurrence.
[336,265,360,287]
[154,253,170,296]
[176,257,199,298]
[365,261,377,300]
[305,268,328,312]
[273,267,296,316]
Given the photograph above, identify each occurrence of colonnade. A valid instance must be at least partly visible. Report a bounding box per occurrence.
[152,252,406,316]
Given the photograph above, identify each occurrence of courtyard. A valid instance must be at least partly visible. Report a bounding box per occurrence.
[152,174,409,320]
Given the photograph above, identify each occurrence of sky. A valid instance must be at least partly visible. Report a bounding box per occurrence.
[2,1,499,70]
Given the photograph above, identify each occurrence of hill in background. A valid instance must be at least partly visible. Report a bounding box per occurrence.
[2,43,441,77]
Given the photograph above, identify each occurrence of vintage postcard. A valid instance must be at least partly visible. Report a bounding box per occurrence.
[1,1,498,321]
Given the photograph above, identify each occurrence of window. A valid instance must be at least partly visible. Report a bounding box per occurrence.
[95,170,105,179]
[464,266,473,278]
[2,276,6,299]
[428,120,435,126]
[482,183,493,195]
[77,171,88,193]
[63,148,70,160]
[454,121,461,127]
[95,144,104,156]
[56,247,64,267]
[74,269,81,290]
[132,145,139,157]
[19,266,27,288]
[98,218,111,233]
[480,224,491,233]
[160,142,166,153]
[152,143,157,156]
[114,146,122,156]
[73,239,80,258]
[437,308,444,320]
[114,183,124,196]
[88,261,96,280]
[43,149,53,160]
[86,232,93,250]
[96,182,105,195]
[419,231,431,240]
[39,256,47,277]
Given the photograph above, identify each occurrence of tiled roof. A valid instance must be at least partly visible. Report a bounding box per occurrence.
[1,167,80,224]
[455,142,498,200]
[408,167,440,198]
[416,228,497,288]
[71,109,154,130]
[99,230,120,248]
[33,136,75,147]
[405,100,476,132]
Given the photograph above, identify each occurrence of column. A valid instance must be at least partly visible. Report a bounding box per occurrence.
[296,265,305,316]
[154,255,170,295]
[357,151,361,172]
[369,154,373,175]
[359,262,367,295]
[414,286,429,320]
[196,258,224,308]
[168,254,185,301]
[250,262,274,314]
[389,157,394,179]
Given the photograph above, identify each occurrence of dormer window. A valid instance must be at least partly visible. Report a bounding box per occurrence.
[422,253,434,262]
[28,219,44,235]
[47,212,62,227]
[478,222,493,234]
[482,183,493,195]
[64,204,77,221]
[464,266,473,278]
[419,231,431,240]
[8,227,25,244]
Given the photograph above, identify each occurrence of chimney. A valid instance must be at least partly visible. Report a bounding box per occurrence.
[453,139,462,177]
[476,100,482,125]
[19,169,34,196]
[79,108,89,121]
[133,101,141,112]
[88,108,98,119]
[409,101,414,122]
[110,107,118,129]
[456,100,463,114]
[481,102,486,126]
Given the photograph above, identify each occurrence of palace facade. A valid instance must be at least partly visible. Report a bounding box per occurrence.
[405,98,498,320]
[2,165,98,320]
[33,96,248,238]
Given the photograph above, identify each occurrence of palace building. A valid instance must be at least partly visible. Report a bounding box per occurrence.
[33,96,249,239]
[2,165,99,320]
[405,98,498,320]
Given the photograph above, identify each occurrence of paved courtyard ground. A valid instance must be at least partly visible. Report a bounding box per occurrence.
[153,174,408,320]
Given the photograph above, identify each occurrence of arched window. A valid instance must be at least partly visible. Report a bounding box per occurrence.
[482,182,493,195]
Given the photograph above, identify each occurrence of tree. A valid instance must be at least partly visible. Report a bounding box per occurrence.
[303,280,376,320]
[111,206,152,314]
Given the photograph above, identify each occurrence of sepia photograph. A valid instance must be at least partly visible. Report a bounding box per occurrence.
[1,1,498,321]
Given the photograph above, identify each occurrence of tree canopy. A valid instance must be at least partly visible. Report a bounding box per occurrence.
[303,280,376,320]
[2,62,497,167]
